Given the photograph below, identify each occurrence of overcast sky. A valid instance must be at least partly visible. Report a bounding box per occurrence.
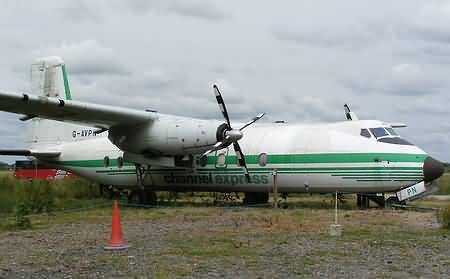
[0,0,449,163]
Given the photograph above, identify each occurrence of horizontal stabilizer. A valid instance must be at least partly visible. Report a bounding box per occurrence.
[0,149,60,157]
[0,90,157,129]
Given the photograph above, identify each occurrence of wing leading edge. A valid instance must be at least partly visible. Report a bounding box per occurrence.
[0,90,157,129]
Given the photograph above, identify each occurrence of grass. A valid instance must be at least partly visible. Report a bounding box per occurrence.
[438,205,450,229]
[0,172,105,230]
[436,173,450,195]
[0,172,16,214]
[1,199,449,278]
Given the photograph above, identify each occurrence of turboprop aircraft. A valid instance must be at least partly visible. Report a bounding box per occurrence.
[0,57,445,206]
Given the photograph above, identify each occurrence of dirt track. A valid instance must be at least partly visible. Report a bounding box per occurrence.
[0,206,449,279]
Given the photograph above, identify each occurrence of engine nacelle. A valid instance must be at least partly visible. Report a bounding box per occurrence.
[108,114,225,156]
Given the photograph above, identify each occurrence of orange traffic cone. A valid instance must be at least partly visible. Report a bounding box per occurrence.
[104,200,130,250]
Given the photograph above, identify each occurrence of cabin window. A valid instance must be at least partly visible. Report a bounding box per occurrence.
[360,129,371,138]
[217,153,226,167]
[258,153,268,166]
[117,156,124,168]
[369,127,388,139]
[103,156,110,168]
[386,127,398,136]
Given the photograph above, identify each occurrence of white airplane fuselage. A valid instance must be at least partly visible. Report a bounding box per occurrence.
[37,118,427,194]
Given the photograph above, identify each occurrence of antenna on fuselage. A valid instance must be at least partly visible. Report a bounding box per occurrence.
[344,104,359,121]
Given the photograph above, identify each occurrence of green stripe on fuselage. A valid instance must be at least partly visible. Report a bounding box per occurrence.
[207,153,427,165]
[55,152,426,170]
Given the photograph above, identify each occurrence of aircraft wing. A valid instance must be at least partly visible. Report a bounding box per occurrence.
[0,91,157,129]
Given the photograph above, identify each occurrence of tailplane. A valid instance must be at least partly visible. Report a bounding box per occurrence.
[26,57,96,150]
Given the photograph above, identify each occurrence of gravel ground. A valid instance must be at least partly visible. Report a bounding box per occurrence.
[0,207,449,279]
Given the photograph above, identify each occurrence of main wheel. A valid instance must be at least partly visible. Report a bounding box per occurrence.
[128,190,144,205]
[243,192,269,205]
[128,190,157,205]
[100,184,115,199]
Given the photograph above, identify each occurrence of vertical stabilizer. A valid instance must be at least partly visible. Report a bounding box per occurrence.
[26,57,96,150]
[31,56,71,100]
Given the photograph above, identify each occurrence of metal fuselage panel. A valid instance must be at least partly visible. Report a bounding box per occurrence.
[108,114,223,155]
[43,120,427,194]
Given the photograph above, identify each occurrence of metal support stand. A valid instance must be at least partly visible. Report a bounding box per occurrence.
[330,191,342,237]
[335,191,338,224]
[272,169,278,208]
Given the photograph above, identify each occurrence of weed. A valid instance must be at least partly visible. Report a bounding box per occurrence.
[437,205,450,229]
[436,174,450,195]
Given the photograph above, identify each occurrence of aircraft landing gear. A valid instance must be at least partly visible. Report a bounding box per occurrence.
[357,194,370,209]
[243,192,269,205]
[135,164,151,188]
[385,196,405,208]
[357,194,387,209]
[99,184,115,199]
[130,164,157,205]
[357,193,406,209]
[128,189,157,205]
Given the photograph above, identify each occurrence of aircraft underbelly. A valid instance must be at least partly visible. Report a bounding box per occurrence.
[61,165,420,194]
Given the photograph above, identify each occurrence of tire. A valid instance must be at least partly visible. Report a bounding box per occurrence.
[128,190,144,205]
[128,190,157,205]
[385,196,399,208]
[243,192,269,205]
[100,185,114,199]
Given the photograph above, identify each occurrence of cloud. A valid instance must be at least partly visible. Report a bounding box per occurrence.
[340,63,443,96]
[0,1,449,162]
[60,1,103,23]
[33,40,128,76]
[119,0,228,21]
[167,1,228,21]
[272,26,377,49]
[401,2,450,44]
[272,2,450,51]
[140,69,180,90]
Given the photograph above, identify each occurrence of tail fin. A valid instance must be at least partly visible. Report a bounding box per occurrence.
[30,56,71,100]
[26,57,96,150]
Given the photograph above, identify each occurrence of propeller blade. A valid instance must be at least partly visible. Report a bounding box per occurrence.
[202,141,224,157]
[213,84,231,128]
[239,112,266,131]
[233,142,251,182]
[201,136,232,157]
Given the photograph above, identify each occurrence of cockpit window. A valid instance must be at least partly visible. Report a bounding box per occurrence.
[378,137,413,145]
[369,127,388,139]
[386,127,398,136]
[360,129,371,138]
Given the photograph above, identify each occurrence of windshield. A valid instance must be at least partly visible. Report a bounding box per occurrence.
[369,127,388,139]
[365,126,413,145]
[386,127,398,136]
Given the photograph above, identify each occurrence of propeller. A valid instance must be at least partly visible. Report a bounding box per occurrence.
[202,84,265,181]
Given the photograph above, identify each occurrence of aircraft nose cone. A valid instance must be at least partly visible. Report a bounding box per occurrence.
[423,156,445,182]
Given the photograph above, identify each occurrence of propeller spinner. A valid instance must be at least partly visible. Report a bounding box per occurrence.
[202,84,265,181]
